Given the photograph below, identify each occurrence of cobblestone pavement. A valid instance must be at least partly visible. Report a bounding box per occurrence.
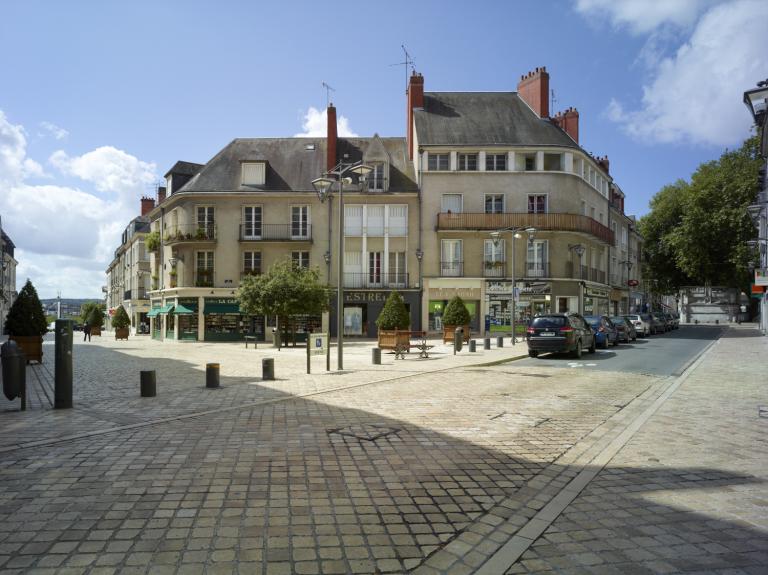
[0,326,763,574]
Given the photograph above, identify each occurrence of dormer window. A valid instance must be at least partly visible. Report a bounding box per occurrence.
[241,162,266,186]
[366,162,387,191]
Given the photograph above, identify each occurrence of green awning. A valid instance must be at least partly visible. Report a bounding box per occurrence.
[147,308,161,317]
[204,303,241,315]
[174,304,196,315]
[159,304,174,314]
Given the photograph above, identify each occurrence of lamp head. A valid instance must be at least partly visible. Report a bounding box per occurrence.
[349,163,373,176]
[747,204,763,227]
[312,176,335,203]
[490,230,502,248]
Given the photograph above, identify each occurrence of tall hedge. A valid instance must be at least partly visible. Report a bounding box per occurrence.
[442,295,471,326]
[375,291,410,330]
[5,279,48,336]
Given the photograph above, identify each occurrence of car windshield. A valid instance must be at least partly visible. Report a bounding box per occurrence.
[531,316,566,328]
[609,317,625,324]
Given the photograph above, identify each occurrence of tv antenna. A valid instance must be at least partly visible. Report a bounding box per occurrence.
[390,44,416,93]
[322,82,335,107]
[551,89,557,112]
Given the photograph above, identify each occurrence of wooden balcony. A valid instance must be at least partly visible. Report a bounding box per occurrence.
[436,212,615,246]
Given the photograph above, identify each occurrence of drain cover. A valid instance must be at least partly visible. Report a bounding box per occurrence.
[327,424,401,441]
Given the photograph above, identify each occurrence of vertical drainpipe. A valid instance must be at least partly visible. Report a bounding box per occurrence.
[417,149,424,331]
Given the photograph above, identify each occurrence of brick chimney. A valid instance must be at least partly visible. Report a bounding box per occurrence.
[407,72,424,160]
[517,67,549,118]
[140,196,155,216]
[597,155,610,174]
[553,107,579,143]
[157,186,166,204]
[327,104,337,171]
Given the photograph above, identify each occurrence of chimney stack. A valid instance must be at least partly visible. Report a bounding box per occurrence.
[407,72,424,160]
[597,155,610,174]
[140,196,155,216]
[517,67,550,118]
[552,107,579,143]
[327,104,337,171]
[157,186,167,204]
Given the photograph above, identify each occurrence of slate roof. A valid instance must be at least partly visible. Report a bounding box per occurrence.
[414,92,577,148]
[177,137,417,194]
[164,161,204,178]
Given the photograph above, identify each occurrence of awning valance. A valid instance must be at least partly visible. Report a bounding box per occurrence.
[147,308,161,317]
[174,304,196,315]
[204,303,241,315]
[158,304,174,314]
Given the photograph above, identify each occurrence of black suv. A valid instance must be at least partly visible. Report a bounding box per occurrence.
[526,313,596,359]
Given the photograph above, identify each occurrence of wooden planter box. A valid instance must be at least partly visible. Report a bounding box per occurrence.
[91,325,102,337]
[9,335,43,363]
[442,324,471,344]
[115,327,130,340]
[377,329,411,351]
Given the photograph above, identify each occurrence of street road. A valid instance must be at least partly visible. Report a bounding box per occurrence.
[515,324,723,376]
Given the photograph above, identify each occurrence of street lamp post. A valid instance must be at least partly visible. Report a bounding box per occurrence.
[312,161,373,370]
[620,260,633,313]
[569,244,586,314]
[491,227,536,344]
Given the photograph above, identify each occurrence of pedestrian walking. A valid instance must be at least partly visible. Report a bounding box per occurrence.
[84,322,91,342]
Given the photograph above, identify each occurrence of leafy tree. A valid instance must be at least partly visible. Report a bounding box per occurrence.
[80,301,105,327]
[639,136,762,291]
[111,305,131,329]
[5,279,48,336]
[375,291,410,330]
[442,295,471,326]
[237,259,329,346]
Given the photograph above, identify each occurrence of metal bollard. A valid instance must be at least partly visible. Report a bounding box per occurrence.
[55,319,73,409]
[372,348,381,365]
[206,363,220,388]
[469,340,476,353]
[497,336,504,348]
[484,338,491,350]
[140,370,157,397]
[262,358,275,381]
[453,327,463,354]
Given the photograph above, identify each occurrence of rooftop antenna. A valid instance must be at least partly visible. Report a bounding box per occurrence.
[390,44,416,94]
[551,89,557,112]
[322,82,335,107]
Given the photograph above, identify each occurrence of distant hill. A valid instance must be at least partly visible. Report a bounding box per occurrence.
[40,298,101,317]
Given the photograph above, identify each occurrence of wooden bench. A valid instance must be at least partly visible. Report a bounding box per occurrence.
[244,335,258,349]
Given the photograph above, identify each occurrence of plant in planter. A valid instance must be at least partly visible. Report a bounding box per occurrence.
[169,268,178,288]
[5,279,48,363]
[196,227,207,240]
[375,291,411,350]
[145,231,161,252]
[111,305,131,340]
[86,304,105,336]
[441,295,472,343]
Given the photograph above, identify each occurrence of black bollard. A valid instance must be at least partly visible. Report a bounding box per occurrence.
[54,319,73,409]
[140,370,157,397]
[497,336,504,348]
[469,340,476,352]
[262,358,275,381]
[484,338,491,350]
[372,348,381,365]
[206,363,220,388]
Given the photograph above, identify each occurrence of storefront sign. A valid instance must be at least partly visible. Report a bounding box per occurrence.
[585,287,609,299]
[205,297,238,305]
[344,291,389,303]
[519,282,550,295]
[429,287,482,299]
[486,280,513,293]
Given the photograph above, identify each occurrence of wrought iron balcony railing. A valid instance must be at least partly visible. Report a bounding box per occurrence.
[239,224,312,242]
[164,224,217,244]
[483,260,506,278]
[343,272,409,289]
[440,260,464,277]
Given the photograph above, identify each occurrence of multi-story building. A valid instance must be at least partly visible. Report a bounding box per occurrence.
[608,184,644,314]
[0,227,18,335]
[407,68,638,334]
[145,109,420,342]
[105,200,152,334]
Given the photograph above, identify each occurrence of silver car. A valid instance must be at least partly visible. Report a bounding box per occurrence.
[624,314,649,337]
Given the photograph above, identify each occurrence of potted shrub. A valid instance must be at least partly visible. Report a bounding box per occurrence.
[375,291,411,351]
[145,230,160,252]
[86,305,105,336]
[441,295,472,343]
[111,305,131,340]
[5,279,48,363]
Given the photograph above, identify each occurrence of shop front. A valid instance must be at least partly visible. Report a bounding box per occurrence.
[425,280,481,334]
[585,286,610,316]
[517,282,553,323]
[203,297,246,342]
[332,290,421,338]
[174,298,198,340]
[148,304,161,339]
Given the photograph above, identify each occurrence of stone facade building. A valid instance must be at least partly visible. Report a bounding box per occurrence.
[0,228,18,336]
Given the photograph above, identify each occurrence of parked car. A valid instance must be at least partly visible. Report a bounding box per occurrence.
[584,315,619,348]
[611,316,636,342]
[652,312,670,332]
[625,314,650,337]
[526,313,596,359]
[665,312,679,329]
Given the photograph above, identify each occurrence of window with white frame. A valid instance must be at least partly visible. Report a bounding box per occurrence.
[197,206,214,229]
[457,153,478,171]
[196,251,214,287]
[344,205,363,236]
[243,251,261,275]
[368,252,383,285]
[441,239,463,276]
[484,239,504,263]
[291,205,310,238]
[427,153,449,171]
[366,162,386,191]
[527,240,548,277]
[516,152,537,171]
[344,251,362,287]
[621,227,628,249]
[486,153,507,171]
[241,162,266,186]
[388,252,407,286]
[441,194,463,213]
[485,194,504,214]
[292,251,310,268]
[242,206,262,239]
[367,206,385,236]
[388,205,407,236]
[528,194,547,214]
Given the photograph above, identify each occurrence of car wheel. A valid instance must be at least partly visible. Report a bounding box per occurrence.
[528,350,538,358]
[571,341,582,359]
[588,338,596,353]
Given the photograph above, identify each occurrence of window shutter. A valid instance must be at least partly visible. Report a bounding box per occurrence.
[242,163,265,185]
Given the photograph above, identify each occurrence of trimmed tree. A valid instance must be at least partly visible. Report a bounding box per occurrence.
[375,291,410,330]
[111,305,130,329]
[237,259,329,347]
[442,295,471,327]
[5,279,48,362]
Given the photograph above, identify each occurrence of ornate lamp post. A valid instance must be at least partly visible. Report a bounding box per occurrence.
[490,227,536,344]
[312,161,373,370]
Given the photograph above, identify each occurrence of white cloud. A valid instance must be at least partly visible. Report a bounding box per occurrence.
[39,121,69,140]
[0,110,157,298]
[295,106,358,137]
[595,0,768,146]
[574,0,714,34]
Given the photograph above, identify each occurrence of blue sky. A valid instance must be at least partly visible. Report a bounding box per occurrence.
[1,0,766,298]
